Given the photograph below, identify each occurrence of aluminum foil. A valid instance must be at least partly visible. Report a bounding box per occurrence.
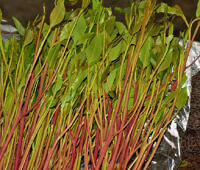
[149,40,200,170]
[0,19,20,42]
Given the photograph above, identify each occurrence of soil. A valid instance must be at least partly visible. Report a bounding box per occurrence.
[179,71,200,170]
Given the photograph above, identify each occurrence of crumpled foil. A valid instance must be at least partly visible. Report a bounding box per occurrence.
[1,20,199,170]
[148,40,200,170]
[0,19,20,42]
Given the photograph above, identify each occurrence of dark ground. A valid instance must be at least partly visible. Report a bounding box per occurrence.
[0,0,199,169]
[179,72,200,170]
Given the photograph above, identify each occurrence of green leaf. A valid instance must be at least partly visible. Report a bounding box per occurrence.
[24,29,33,46]
[71,69,87,91]
[196,0,200,18]
[41,23,50,37]
[181,73,187,86]
[139,36,154,67]
[67,0,79,6]
[106,69,117,91]
[101,64,113,84]
[128,97,134,110]
[60,22,73,41]
[108,91,116,99]
[60,15,86,42]
[157,3,189,27]
[50,0,65,28]
[53,75,63,94]
[50,98,59,108]
[24,43,35,66]
[12,17,25,36]
[176,87,188,110]
[115,7,130,15]
[76,33,94,45]
[155,108,166,125]
[61,91,71,104]
[135,1,147,28]
[34,62,40,75]
[86,34,103,65]
[157,3,183,16]
[72,15,87,43]
[114,7,124,14]
[168,24,174,37]
[115,22,127,35]
[108,40,126,61]
[158,48,173,73]
[4,86,14,113]
[150,25,163,37]
[156,2,168,13]
[166,34,173,45]
[92,0,100,10]
[162,90,176,107]
[105,17,116,35]
[47,44,61,67]
[82,0,91,9]
[17,76,26,93]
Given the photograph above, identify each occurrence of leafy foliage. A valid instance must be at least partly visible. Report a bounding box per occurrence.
[0,0,198,169]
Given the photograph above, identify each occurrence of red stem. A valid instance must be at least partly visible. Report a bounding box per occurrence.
[25,59,61,116]
[84,141,89,170]
[43,106,84,170]
[92,127,100,170]
[14,73,35,169]
[109,69,133,169]
[38,127,54,170]
[14,118,25,170]
[68,144,77,170]
[79,118,87,154]
[119,117,137,169]
[51,102,61,126]
[95,47,136,169]
[0,115,20,160]
[68,111,83,169]
[185,54,200,70]
[138,119,165,169]
[103,90,112,123]
[0,69,37,161]
[31,64,48,130]
[22,64,48,169]
[0,43,48,161]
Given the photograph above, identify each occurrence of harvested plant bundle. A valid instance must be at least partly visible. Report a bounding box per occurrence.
[0,0,200,169]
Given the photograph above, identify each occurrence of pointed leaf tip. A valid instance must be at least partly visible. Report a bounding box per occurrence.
[50,0,65,28]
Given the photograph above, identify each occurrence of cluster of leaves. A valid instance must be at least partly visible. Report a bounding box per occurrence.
[0,0,200,169]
